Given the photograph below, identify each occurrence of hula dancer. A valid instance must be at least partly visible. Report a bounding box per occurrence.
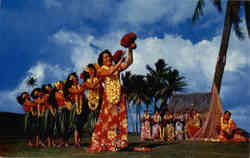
[216,110,248,142]
[53,81,72,148]
[65,73,85,148]
[17,92,36,147]
[31,88,46,147]
[88,44,134,152]
[81,64,103,136]
[185,110,201,139]
[152,110,161,141]
[140,110,152,141]
[42,84,57,147]
[162,112,174,141]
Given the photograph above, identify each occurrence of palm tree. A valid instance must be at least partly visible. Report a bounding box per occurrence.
[131,74,150,135]
[26,75,37,88]
[146,59,168,112]
[121,71,136,133]
[192,0,250,93]
[146,59,187,115]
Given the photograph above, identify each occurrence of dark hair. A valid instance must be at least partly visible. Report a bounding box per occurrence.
[41,84,52,94]
[88,64,97,76]
[64,72,78,100]
[31,88,43,99]
[48,81,64,109]
[16,92,29,105]
[82,64,97,82]
[97,49,113,66]
[48,88,58,109]
[224,110,231,117]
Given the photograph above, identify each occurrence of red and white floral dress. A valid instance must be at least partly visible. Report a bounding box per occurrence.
[88,66,128,152]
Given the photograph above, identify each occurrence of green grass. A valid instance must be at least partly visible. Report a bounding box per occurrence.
[0,136,249,158]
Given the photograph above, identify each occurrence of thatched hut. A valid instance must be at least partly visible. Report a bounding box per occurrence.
[168,92,212,127]
[168,92,211,113]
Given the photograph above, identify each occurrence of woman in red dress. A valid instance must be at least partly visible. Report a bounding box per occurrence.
[88,44,135,152]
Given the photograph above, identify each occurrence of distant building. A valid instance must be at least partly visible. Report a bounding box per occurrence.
[168,92,211,113]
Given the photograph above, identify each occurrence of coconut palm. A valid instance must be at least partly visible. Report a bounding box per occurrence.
[146,59,187,115]
[192,0,250,93]
[26,75,37,88]
[122,71,154,134]
[121,71,136,133]
[128,74,150,135]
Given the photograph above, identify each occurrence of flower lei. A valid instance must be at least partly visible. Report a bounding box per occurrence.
[221,117,233,131]
[102,65,121,105]
[87,78,100,111]
[72,85,83,115]
[154,114,161,123]
[38,103,45,117]
[143,113,150,121]
[31,107,37,116]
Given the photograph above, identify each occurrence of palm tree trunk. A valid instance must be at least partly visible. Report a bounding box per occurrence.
[135,106,139,136]
[154,99,157,112]
[127,103,135,133]
[211,1,233,93]
[138,107,141,135]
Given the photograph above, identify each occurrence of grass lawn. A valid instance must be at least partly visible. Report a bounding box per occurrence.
[0,136,249,158]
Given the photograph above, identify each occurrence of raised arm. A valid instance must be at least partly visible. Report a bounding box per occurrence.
[119,45,134,71]
[97,56,125,77]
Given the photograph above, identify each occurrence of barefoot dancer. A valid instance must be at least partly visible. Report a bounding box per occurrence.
[17,92,36,147]
[82,64,103,136]
[31,88,46,147]
[65,73,85,148]
[42,84,57,147]
[88,44,135,152]
[53,81,71,148]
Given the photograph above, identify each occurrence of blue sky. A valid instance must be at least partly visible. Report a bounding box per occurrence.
[0,0,250,132]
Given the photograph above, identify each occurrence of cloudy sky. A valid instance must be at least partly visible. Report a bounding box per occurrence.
[0,0,249,131]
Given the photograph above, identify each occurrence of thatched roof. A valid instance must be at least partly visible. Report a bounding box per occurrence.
[168,92,211,113]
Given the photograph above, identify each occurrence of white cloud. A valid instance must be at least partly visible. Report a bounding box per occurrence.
[51,30,101,74]
[51,27,250,95]
[117,0,216,26]
[0,62,69,113]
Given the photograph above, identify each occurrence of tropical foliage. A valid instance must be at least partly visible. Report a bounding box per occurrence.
[122,59,187,135]
[192,0,250,93]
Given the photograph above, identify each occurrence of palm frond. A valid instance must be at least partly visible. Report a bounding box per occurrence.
[155,59,167,72]
[26,76,37,87]
[231,1,241,23]
[229,1,245,40]
[233,22,245,40]
[212,0,222,12]
[192,0,205,23]
[244,1,250,37]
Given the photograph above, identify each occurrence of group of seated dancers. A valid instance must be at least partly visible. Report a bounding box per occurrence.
[140,109,201,141]
[140,109,249,143]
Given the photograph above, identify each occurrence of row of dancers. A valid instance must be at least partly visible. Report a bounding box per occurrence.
[140,109,201,142]
[141,109,249,142]
[17,37,136,152]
